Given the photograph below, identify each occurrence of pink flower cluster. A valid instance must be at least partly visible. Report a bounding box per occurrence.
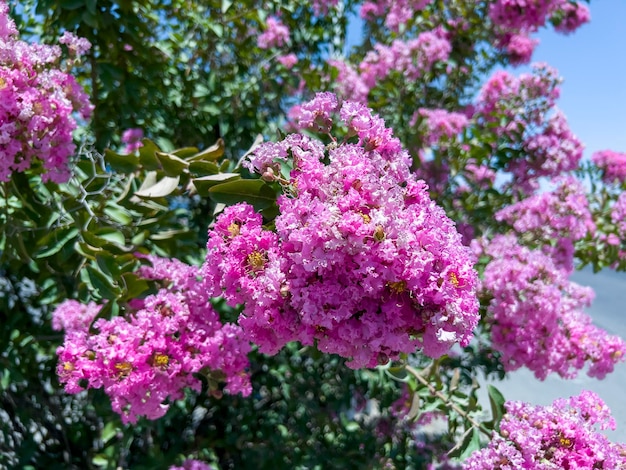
[489,1,589,65]
[0,2,92,182]
[327,59,369,104]
[121,128,144,153]
[360,0,433,31]
[276,53,298,69]
[205,93,480,369]
[464,391,626,469]
[518,111,584,185]
[58,31,91,57]
[612,193,626,241]
[51,299,101,333]
[592,149,626,184]
[257,17,290,49]
[476,65,561,125]
[495,177,594,271]
[413,108,469,146]
[359,30,451,88]
[169,459,213,470]
[57,256,251,424]
[476,65,582,191]
[489,0,590,34]
[553,1,591,34]
[502,33,538,65]
[476,235,625,380]
[464,161,496,189]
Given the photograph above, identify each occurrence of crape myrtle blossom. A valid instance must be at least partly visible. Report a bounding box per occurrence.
[592,149,626,184]
[51,299,100,333]
[552,1,591,34]
[475,65,583,192]
[169,459,213,470]
[412,108,469,146]
[257,17,290,49]
[121,127,144,153]
[360,0,434,32]
[464,391,626,469]
[475,234,625,380]
[613,193,626,239]
[58,31,91,57]
[488,0,589,66]
[502,33,538,65]
[205,93,480,369]
[358,30,451,89]
[57,256,251,424]
[489,0,590,35]
[495,177,595,271]
[0,1,92,182]
[327,59,369,104]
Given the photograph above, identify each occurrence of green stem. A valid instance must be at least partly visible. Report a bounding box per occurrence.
[405,364,492,438]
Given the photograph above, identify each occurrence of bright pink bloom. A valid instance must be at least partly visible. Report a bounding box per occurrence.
[503,33,538,65]
[52,299,100,333]
[58,31,91,57]
[215,94,480,369]
[169,461,213,470]
[57,257,251,424]
[464,391,625,469]
[553,1,591,34]
[592,149,626,184]
[276,53,298,69]
[0,3,92,182]
[476,235,625,380]
[121,128,144,153]
[414,108,469,146]
[257,17,290,49]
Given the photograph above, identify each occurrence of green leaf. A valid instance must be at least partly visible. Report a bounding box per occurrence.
[448,426,482,460]
[104,149,139,173]
[135,175,180,198]
[188,138,225,162]
[192,173,240,196]
[100,422,119,445]
[137,139,162,170]
[171,147,200,159]
[35,227,79,258]
[95,228,126,247]
[86,266,119,300]
[155,151,189,176]
[487,384,506,431]
[120,273,149,300]
[104,205,134,226]
[406,390,421,421]
[208,179,277,210]
[189,161,220,177]
[222,0,233,13]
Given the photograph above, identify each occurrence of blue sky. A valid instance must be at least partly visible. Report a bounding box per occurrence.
[530,1,626,159]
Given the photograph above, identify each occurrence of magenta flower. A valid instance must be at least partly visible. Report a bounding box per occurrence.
[257,17,290,49]
[464,391,625,469]
[207,93,479,369]
[0,2,92,182]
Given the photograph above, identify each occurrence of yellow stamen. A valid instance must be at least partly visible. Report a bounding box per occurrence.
[360,213,371,224]
[388,280,407,294]
[227,222,240,238]
[152,353,169,370]
[114,361,133,378]
[247,251,266,271]
[373,225,385,241]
